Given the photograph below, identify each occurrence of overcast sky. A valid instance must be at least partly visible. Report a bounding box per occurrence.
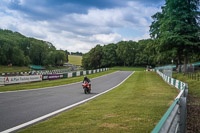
[0,0,164,53]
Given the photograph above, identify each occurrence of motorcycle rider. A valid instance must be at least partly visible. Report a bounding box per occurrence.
[83,76,91,89]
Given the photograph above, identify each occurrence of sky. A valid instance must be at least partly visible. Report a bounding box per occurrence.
[0,0,165,53]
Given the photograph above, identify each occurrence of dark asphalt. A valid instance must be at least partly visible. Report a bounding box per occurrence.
[0,71,133,132]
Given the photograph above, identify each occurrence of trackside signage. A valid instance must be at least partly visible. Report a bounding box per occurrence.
[4,75,42,85]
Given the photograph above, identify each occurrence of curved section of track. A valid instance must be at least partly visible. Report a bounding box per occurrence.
[0,71,133,132]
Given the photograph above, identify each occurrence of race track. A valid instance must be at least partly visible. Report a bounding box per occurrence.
[0,71,133,132]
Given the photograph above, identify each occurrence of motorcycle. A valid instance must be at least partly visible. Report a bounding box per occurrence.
[82,81,91,94]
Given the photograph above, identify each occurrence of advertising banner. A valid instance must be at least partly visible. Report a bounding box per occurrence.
[48,74,60,80]
[42,75,48,80]
[4,75,42,85]
[60,74,64,79]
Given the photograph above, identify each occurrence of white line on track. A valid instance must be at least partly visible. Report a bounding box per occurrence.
[0,71,134,133]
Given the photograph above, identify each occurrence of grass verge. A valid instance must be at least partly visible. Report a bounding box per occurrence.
[173,73,200,132]
[0,65,30,73]
[18,71,177,133]
[68,55,82,66]
[173,73,200,97]
[0,65,72,73]
[0,70,116,92]
[110,66,146,71]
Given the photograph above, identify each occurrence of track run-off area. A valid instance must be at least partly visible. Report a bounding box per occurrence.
[0,71,133,132]
[0,71,178,133]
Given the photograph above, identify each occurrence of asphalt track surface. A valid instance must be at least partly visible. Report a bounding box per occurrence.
[0,71,133,132]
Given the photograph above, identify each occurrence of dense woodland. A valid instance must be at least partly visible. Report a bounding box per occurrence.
[0,29,68,66]
[82,0,200,70]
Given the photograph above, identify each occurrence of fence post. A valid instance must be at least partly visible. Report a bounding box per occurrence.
[184,84,188,97]
[179,97,187,133]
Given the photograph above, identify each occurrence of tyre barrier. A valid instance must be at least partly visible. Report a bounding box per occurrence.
[152,70,188,133]
[0,68,73,76]
[0,68,109,85]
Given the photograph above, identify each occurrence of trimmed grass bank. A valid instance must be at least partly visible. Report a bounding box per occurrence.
[0,65,30,73]
[111,66,145,71]
[68,55,82,66]
[173,73,200,132]
[0,70,116,92]
[18,72,177,133]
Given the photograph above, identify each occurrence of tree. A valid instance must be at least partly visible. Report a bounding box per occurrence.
[0,29,68,67]
[65,50,69,63]
[116,41,136,66]
[55,50,66,66]
[101,43,119,67]
[150,0,200,72]
[82,53,90,69]
[11,47,25,66]
[89,45,103,69]
[29,39,49,65]
[82,45,103,69]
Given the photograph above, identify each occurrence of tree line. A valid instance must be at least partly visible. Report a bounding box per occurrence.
[70,52,83,56]
[82,39,162,69]
[0,29,68,66]
[82,0,200,70]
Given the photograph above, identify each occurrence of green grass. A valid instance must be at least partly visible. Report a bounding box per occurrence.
[0,65,71,73]
[173,72,200,97]
[0,65,30,73]
[68,55,82,66]
[45,66,70,70]
[0,70,116,92]
[18,71,177,133]
[110,66,146,71]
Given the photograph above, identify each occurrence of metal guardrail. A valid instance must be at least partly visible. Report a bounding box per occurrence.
[152,70,188,133]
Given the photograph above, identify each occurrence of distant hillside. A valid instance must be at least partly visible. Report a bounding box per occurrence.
[68,55,82,66]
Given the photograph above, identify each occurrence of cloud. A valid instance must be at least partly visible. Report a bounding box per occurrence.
[90,33,123,44]
[0,0,163,53]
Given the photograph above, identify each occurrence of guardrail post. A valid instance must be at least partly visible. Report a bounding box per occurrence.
[184,84,188,98]
[179,97,187,133]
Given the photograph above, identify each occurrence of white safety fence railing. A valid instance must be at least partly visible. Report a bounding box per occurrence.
[152,70,188,133]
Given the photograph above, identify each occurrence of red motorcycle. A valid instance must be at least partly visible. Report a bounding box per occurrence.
[82,81,91,94]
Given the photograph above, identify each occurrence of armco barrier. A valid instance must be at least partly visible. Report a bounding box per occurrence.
[152,70,188,133]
